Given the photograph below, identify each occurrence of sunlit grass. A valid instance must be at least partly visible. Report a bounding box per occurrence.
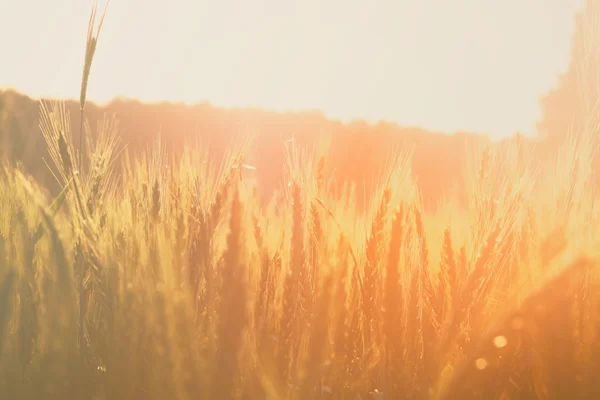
[2,2,600,400]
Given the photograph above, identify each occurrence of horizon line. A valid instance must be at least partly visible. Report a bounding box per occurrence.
[0,86,539,142]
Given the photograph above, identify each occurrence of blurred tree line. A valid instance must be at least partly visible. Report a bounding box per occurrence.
[0,89,485,210]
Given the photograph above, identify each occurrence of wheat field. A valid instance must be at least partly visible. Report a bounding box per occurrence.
[2,3,600,400]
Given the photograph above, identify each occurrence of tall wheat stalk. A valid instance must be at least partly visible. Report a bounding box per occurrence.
[79,1,109,171]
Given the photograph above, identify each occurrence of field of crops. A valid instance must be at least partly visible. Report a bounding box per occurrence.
[2,3,600,400]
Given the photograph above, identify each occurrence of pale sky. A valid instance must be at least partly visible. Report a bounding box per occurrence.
[0,0,585,138]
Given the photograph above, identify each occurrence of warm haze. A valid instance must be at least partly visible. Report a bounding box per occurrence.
[3,1,600,399]
[0,0,584,139]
